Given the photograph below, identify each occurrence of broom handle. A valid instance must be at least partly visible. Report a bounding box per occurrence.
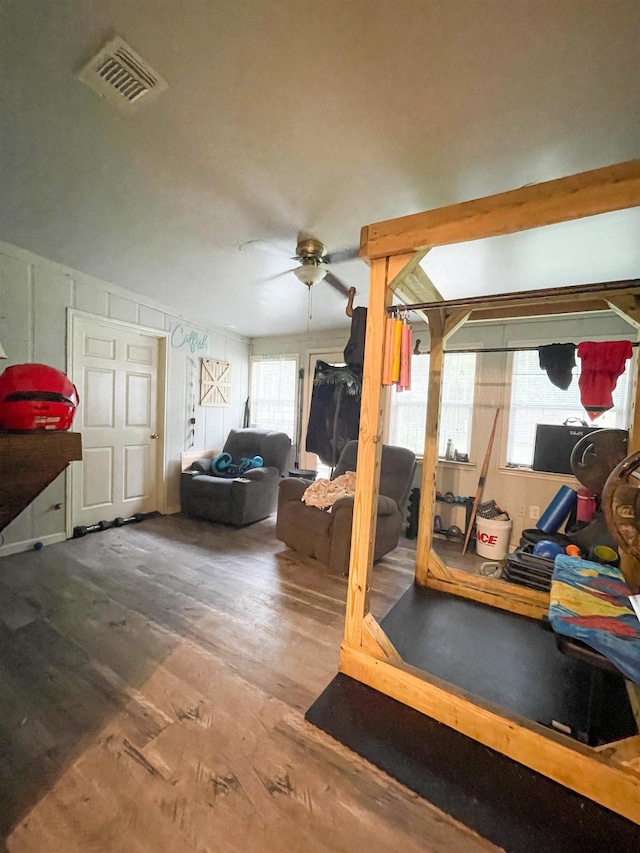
[462,408,500,555]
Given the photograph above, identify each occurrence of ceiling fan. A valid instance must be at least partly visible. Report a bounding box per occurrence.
[247,232,360,297]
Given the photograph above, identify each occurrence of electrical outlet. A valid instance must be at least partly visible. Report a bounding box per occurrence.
[518,505,526,517]
[529,505,540,520]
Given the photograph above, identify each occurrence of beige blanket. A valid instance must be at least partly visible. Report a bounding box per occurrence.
[301,471,357,510]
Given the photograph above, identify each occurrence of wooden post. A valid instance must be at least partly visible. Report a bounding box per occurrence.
[415,308,470,584]
[342,257,392,649]
[415,308,445,584]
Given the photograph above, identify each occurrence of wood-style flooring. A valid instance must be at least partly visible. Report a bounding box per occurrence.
[0,514,498,852]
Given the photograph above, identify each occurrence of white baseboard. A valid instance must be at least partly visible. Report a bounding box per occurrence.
[0,532,67,558]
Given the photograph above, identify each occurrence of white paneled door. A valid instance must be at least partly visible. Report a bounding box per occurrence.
[71,316,163,529]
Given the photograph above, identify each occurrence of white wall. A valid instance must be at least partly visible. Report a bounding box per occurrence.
[0,241,249,555]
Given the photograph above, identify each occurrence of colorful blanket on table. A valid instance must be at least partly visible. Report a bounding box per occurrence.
[549,555,640,685]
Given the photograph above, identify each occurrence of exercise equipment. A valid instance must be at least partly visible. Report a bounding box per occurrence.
[73,512,145,538]
[570,428,628,494]
[462,408,500,555]
[533,539,565,560]
[211,453,264,478]
[602,449,640,561]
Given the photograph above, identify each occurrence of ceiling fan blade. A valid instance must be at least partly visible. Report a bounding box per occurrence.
[324,246,360,265]
[240,239,290,257]
[323,271,352,297]
[256,268,297,284]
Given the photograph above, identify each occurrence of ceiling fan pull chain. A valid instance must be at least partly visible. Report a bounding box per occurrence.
[307,285,313,331]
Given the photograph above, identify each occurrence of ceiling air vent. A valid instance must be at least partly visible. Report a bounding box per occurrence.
[78,36,167,112]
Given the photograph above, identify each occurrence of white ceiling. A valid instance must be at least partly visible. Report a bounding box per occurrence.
[1,1,639,338]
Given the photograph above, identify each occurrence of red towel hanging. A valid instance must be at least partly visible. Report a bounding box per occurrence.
[577,340,633,420]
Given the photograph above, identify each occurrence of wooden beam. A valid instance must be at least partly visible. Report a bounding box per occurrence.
[415,309,445,584]
[386,278,640,317]
[469,299,610,323]
[343,257,392,648]
[596,734,640,766]
[425,575,548,621]
[339,643,640,824]
[425,548,453,581]
[361,613,403,663]
[414,307,471,585]
[606,294,640,329]
[362,159,640,259]
[386,249,431,289]
[626,682,640,733]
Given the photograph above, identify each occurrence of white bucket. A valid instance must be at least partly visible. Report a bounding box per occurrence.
[475,517,512,560]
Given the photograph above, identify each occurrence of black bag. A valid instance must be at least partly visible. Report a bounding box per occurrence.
[532,419,601,475]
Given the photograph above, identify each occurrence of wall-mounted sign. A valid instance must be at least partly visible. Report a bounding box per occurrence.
[171,325,209,354]
[200,359,231,407]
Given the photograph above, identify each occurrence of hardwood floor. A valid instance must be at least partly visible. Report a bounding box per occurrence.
[0,514,498,852]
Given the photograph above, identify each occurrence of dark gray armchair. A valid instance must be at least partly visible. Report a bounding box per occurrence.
[276,440,416,573]
[181,428,291,526]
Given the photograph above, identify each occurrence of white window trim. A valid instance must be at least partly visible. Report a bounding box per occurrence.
[384,343,482,464]
[249,353,299,442]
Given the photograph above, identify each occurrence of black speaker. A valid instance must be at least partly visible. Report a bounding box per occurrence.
[532,422,601,475]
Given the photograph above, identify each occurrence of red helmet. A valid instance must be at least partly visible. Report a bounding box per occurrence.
[0,363,79,431]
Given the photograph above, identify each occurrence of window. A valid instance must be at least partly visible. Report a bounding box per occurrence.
[388,352,477,457]
[250,356,297,439]
[506,349,630,468]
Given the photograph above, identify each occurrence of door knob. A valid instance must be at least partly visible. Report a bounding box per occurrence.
[150,433,159,439]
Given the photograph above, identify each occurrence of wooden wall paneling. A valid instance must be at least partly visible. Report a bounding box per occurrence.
[339,644,640,825]
[361,159,640,259]
[342,257,392,650]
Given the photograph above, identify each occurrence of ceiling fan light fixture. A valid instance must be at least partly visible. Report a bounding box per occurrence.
[293,263,326,287]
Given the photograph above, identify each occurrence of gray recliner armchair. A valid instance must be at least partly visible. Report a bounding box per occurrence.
[276,440,416,573]
[181,428,291,526]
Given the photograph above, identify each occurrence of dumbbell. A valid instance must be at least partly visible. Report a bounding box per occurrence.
[73,518,115,538]
[113,513,145,526]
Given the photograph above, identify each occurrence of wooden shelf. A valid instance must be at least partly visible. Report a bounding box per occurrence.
[0,431,82,533]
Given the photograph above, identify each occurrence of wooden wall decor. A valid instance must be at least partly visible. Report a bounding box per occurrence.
[341,158,640,823]
[200,358,231,407]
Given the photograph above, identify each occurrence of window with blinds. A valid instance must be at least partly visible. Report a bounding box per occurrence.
[250,356,297,439]
[506,349,630,468]
[388,352,477,457]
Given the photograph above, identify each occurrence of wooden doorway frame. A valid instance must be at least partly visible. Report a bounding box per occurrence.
[341,159,640,823]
